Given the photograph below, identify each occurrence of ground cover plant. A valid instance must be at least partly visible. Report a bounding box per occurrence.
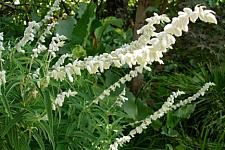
[0,0,224,150]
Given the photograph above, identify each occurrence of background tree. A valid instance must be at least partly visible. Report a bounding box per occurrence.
[106,0,128,19]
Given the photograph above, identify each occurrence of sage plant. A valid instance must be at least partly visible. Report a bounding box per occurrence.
[0,1,218,149]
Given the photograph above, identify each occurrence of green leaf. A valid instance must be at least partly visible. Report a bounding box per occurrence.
[90,19,101,33]
[8,127,19,149]
[161,126,179,137]
[77,3,87,18]
[56,16,76,39]
[1,110,26,137]
[0,91,12,118]
[94,17,123,41]
[43,91,55,149]
[151,120,162,131]
[5,81,21,98]
[166,111,179,128]
[104,70,120,87]
[175,104,196,119]
[56,143,67,150]
[123,92,137,119]
[168,128,179,137]
[166,144,174,150]
[37,121,55,149]
[136,99,153,120]
[72,3,96,46]
[37,88,55,149]
[175,144,186,150]
[104,17,123,28]
[94,26,105,41]
[33,131,46,150]
[145,6,159,13]
[31,11,41,22]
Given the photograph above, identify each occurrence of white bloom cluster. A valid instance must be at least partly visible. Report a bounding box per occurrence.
[32,44,47,58]
[39,22,57,43]
[15,0,61,53]
[48,59,82,83]
[110,82,215,150]
[15,21,40,53]
[0,33,6,86]
[49,13,169,81]
[52,89,77,110]
[0,32,4,52]
[42,0,61,24]
[35,52,71,86]
[110,136,131,150]
[32,68,42,87]
[0,70,6,86]
[48,34,67,58]
[164,6,217,37]
[31,22,57,58]
[14,0,20,5]
[52,53,73,69]
[39,114,48,121]
[30,34,66,85]
[115,88,128,107]
[49,5,217,83]
[0,32,5,62]
[171,82,215,109]
[92,66,141,104]
[32,68,40,79]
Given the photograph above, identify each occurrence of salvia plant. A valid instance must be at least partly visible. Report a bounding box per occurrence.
[0,0,218,149]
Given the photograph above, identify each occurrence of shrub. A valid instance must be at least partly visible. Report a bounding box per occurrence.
[0,1,217,149]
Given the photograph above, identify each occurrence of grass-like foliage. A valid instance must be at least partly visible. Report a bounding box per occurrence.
[0,0,219,149]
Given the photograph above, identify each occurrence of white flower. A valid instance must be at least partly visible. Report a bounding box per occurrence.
[129,130,136,138]
[48,34,67,57]
[92,67,139,105]
[65,64,74,82]
[39,22,57,43]
[72,61,81,76]
[115,88,128,107]
[49,13,180,82]
[86,61,99,74]
[164,23,182,36]
[42,0,61,23]
[15,21,40,53]
[0,70,6,85]
[110,83,214,149]
[178,15,189,32]
[32,44,47,58]
[32,68,40,79]
[135,50,146,66]
[203,10,217,24]
[52,53,72,69]
[14,0,20,5]
[103,89,110,96]
[0,32,4,53]
[135,126,143,134]
[52,89,77,110]
[113,59,122,68]
[0,32,3,41]
[110,143,118,150]
[124,74,132,81]
[40,114,48,121]
[50,68,66,81]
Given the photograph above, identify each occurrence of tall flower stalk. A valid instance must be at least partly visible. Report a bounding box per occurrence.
[0,33,6,86]
[0,1,218,149]
[110,82,215,150]
[48,5,217,84]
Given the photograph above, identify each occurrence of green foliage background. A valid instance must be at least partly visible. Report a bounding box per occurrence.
[0,0,225,149]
